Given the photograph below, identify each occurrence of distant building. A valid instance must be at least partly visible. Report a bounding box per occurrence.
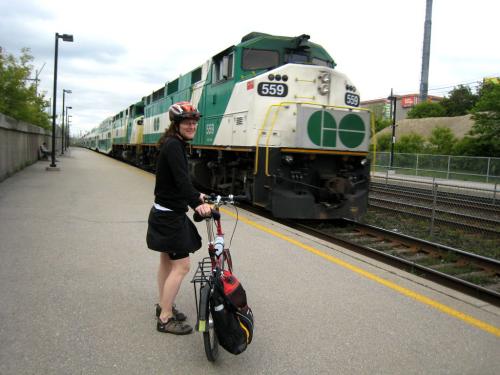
[361,94,442,121]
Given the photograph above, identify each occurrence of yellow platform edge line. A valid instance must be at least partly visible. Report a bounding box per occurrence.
[221,208,500,338]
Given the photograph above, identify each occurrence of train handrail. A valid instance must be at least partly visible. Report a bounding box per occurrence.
[253,102,375,176]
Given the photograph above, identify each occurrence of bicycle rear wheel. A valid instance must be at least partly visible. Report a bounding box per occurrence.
[200,284,219,361]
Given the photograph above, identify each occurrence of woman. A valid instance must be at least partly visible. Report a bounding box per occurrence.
[146,101,211,335]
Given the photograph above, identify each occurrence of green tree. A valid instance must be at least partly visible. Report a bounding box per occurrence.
[373,133,392,151]
[469,82,500,156]
[407,101,446,119]
[0,47,50,128]
[440,85,479,116]
[395,133,425,153]
[374,117,392,133]
[452,136,479,156]
[427,126,456,155]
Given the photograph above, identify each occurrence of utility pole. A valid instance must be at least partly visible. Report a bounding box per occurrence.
[388,89,397,169]
[26,63,46,97]
[419,0,433,103]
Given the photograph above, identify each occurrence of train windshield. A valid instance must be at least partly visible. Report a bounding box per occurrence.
[311,57,333,67]
[285,53,308,64]
[285,52,333,68]
[242,49,279,70]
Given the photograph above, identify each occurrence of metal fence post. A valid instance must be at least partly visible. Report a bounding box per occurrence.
[416,153,419,176]
[447,155,451,180]
[486,157,491,183]
[429,178,437,239]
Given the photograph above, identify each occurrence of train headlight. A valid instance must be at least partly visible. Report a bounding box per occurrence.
[319,72,331,84]
[318,84,330,95]
[318,72,331,95]
[361,158,368,166]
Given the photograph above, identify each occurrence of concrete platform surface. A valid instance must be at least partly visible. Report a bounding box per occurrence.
[1,148,499,375]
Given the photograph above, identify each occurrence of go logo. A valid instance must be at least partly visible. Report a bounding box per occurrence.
[307,110,366,148]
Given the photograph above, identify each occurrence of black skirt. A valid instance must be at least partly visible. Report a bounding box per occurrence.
[146,207,202,253]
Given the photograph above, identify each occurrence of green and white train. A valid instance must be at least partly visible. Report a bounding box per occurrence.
[82,32,373,220]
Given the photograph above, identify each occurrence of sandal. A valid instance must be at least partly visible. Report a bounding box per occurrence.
[157,317,193,335]
[155,303,187,322]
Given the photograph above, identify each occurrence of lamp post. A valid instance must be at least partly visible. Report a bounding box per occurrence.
[388,88,397,169]
[61,89,72,155]
[66,107,72,149]
[49,32,73,170]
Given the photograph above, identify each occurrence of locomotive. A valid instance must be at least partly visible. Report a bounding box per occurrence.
[82,32,372,220]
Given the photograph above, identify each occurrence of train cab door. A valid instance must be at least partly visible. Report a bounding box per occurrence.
[197,47,235,146]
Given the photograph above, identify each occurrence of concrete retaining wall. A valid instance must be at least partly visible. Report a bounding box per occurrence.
[0,113,61,182]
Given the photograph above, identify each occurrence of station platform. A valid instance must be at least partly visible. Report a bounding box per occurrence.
[1,148,499,374]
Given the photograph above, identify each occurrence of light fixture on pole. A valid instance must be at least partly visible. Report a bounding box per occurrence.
[61,89,72,155]
[66,106,72,149]
[48,32,73,171]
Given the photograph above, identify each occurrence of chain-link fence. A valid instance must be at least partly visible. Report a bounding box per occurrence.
[363,175,500,259]
[371,152,500,184]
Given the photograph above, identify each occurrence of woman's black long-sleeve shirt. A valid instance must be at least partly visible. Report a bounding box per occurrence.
[154,136,200,212]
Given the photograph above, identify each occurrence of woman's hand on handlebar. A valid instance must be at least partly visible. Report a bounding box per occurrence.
[195,203,212,217]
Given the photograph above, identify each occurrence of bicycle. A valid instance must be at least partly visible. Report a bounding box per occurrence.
[190,194,244,362]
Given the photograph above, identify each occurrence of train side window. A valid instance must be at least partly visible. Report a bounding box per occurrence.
[223,53,233,79]
[191,67,202,84]
[153,87,164,101]
[212,52,234,83]
[242,49,279,70]
[167,79,178,95]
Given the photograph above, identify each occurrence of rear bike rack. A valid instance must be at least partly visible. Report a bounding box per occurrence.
[191,257,214,331]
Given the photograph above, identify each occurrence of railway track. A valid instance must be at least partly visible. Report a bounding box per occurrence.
[370,181,499,217]
[368,197,500,235]
[367,180,500,244]
[294,220,500,305]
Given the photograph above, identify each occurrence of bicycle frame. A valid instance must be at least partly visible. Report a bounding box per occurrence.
[190,195,240,361]
[192,204,232,323]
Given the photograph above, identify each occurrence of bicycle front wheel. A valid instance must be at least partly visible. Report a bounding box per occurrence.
[200,285,219,361]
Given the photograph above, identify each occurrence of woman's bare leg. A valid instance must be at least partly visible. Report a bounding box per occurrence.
[157,252,172,301]
[159,256,190,322]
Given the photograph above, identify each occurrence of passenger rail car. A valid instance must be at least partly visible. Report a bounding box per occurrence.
[82,32,373,220]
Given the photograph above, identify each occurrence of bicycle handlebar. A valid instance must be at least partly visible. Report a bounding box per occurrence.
[192,194,247,222]
[202,194,247,205]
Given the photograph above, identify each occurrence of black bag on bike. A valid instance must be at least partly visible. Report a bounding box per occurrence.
[210,270,254,355]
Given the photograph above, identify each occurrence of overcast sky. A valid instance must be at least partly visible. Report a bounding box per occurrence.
[1,0,499,135]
